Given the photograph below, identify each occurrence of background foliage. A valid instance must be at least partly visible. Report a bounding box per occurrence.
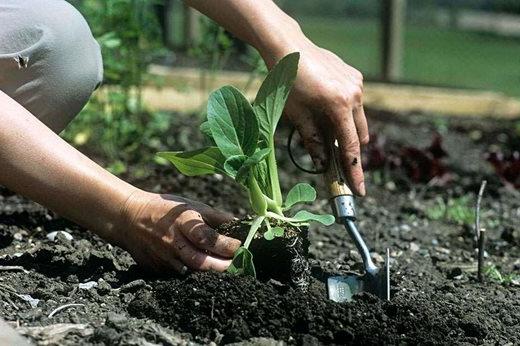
[64,0,259,174]
[64,0,168,174]
[63,0,520,175]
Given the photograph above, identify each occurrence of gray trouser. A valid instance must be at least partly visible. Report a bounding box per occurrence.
[0,0,103,132]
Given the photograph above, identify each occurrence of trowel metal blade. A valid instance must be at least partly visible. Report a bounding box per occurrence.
[327,250,391,302]
[327,275,363,303]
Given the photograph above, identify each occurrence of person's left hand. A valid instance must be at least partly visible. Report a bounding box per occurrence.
[116,190,241,274]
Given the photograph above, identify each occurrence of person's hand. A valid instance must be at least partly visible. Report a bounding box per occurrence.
[117,190,241,273]
[183,1,368,195]
[268,40,368,196]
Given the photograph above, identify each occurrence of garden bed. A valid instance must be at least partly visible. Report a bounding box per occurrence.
[1,110,519,345]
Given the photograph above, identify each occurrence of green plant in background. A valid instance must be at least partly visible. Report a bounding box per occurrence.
[188,15,266,106]
[515,121,520,137]
[484,265,520,285]
[425,195,475,226]
[158,53,334,276]
[189,16,234,70]
[64,1,268,174]
[63,0,167,173]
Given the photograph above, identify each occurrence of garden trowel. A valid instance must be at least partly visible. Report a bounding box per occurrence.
[325,142,390,303]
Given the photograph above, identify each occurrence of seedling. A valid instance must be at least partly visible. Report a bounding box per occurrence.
[425,195,475,226]
[158,53,334,276]
[484,265,520,285]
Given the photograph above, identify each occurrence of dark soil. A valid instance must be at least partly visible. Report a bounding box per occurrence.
[1,109,519,345]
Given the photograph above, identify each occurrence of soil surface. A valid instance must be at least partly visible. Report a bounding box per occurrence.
[1,109,519,345]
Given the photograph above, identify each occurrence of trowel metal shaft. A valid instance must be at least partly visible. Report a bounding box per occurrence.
[332,195,378,276]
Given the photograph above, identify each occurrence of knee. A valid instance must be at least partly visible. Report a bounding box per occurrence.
[37,1,104,122]
[46,1,104,85]
[6,0,103,131]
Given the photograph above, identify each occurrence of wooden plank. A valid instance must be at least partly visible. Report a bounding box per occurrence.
[132,66,520,118]
[381,0,407,81]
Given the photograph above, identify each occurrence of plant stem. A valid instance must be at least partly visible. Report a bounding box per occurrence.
[244,216,265,249]
[265,195,284,216]
[264,218,271,231]
[267,140,283,206]
[265,211,306,225]
[248,175,267,216]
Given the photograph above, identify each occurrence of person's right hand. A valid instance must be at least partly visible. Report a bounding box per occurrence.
[117,190,241,274]
[273,40,368,196]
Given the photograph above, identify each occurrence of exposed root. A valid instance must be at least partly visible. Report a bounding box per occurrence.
[48,304,85,318]
[0,265,29,273]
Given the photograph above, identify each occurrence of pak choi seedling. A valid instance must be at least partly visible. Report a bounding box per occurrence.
[158,52,334,276]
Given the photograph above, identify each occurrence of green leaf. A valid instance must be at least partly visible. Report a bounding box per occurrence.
[207,86,259,157]
[263,230,275,241]
[157,147,226,176]
[200,121,216,146]
[97,32,121,49]
[292,210,336,226]
[236,148,271,184]
[244,216,265,248]
[106,160,127,175]
[223,148,270,184]
[284,183,317,209]
[253,52,300,141]
[227,247,256,277]
[253,161,271,196]
[223,155,247,179]
[199,121,213,139]
[272,226,284,237]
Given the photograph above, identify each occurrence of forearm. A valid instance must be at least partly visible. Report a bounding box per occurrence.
[0,91,137,244]
[185,0,309,67]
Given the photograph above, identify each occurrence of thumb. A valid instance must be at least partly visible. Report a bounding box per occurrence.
[193,203,236,228]
[167,196,236,228]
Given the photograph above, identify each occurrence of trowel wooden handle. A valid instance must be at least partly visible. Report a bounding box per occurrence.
[325,141,353,198]
[326,172,353,197]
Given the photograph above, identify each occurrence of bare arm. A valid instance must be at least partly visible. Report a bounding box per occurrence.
[0,90,135,242]
[186,0,368,196]
[0,91,239,271]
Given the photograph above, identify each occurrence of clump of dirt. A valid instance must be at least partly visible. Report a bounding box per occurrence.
[218,219,310,289]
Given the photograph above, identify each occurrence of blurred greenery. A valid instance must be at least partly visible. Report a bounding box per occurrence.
[64,0,169,174]
[64,0,261,174]
[425,195,475,226]
[298,16,520,96]
[282,0,520,17]
[485,264,520,284]
[62,0,519,175]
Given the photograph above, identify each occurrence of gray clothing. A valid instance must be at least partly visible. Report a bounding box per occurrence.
[0,318,31,346]
[0,0,103,132]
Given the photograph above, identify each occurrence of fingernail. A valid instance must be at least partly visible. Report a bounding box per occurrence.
[358,181,366,196]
